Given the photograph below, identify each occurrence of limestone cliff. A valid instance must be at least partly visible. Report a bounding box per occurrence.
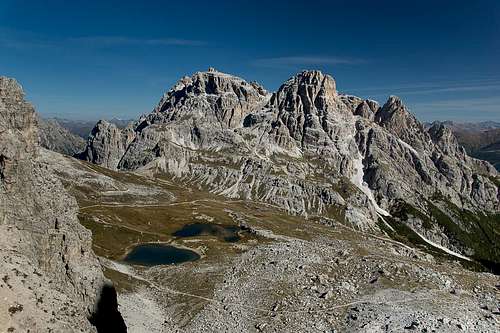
[80,69,499,268]
[38,117,86,156]
[80,120,135,170]
[0,77,123,332]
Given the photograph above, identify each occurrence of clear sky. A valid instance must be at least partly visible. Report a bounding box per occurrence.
[1,0,499,122]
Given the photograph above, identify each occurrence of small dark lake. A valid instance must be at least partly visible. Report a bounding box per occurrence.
[124,243,200,266]
[173,223,242,242]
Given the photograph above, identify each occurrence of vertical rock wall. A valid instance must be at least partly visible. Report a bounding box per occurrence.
[0,77,123,332]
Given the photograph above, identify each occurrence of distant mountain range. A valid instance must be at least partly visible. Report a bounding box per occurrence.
[38,117,135,156]
[47,117,134,138]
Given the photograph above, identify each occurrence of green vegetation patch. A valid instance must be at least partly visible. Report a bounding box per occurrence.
[79,212,166,259]
[391,201,433,230]
[488,175,500,187]
[325,204,346,224]
[384,198,500,274]
[429,199,500,270]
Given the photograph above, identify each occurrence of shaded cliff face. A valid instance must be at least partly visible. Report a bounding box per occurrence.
[80,69,499,268]
[0,77,119,332]
[430,121,500,171]
[38,117,87,156]
[80,120,135,169]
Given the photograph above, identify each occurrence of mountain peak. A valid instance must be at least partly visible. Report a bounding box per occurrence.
[0,76,27,110]
[387,95,403,104]
[0,76,22,92]
[427,121,462,154]
[290,70,337,93]
[297,69,327,78]
[376,95,415,124]
[189,67,255,85]
[374,95,430,150]
[150,70,269,129]
[270,70,338,113]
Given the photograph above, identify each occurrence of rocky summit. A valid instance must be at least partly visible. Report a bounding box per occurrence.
[81,68,498,266]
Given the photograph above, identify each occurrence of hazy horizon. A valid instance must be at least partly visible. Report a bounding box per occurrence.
[1,0,499,122]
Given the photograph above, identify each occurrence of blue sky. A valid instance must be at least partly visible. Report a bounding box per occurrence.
[0,0,499,122]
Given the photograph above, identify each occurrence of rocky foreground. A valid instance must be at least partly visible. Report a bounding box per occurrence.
[45,146,500,332]
[0,77,124,332]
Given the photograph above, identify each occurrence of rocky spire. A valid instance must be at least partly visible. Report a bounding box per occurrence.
[270,70,338,113]
[428,122,462,154]
[267,70,350,147]
[80,119,135,170]
[375,96,419,129]
[0,77,39,165]
[375,96,430,151]
[427,121,497,175]
[354,100,376,120]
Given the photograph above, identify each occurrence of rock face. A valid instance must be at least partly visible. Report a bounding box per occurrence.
[429,121,500,171]
[38,117,86,156]
[358,97,498,211]
[0,77,118,332]
[79,120,135,169]
[154,67,268,129]
[81,69,499,268]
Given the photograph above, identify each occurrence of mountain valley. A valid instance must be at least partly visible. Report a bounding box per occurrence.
[1,69,499,332]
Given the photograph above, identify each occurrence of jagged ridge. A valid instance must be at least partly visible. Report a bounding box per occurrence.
[79,68,499,268]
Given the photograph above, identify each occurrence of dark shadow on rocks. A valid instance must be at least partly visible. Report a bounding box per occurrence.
[89,283,127,333]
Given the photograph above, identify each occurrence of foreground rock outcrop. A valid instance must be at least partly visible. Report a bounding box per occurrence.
[80,68,499,271]
[0,77,124,332]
